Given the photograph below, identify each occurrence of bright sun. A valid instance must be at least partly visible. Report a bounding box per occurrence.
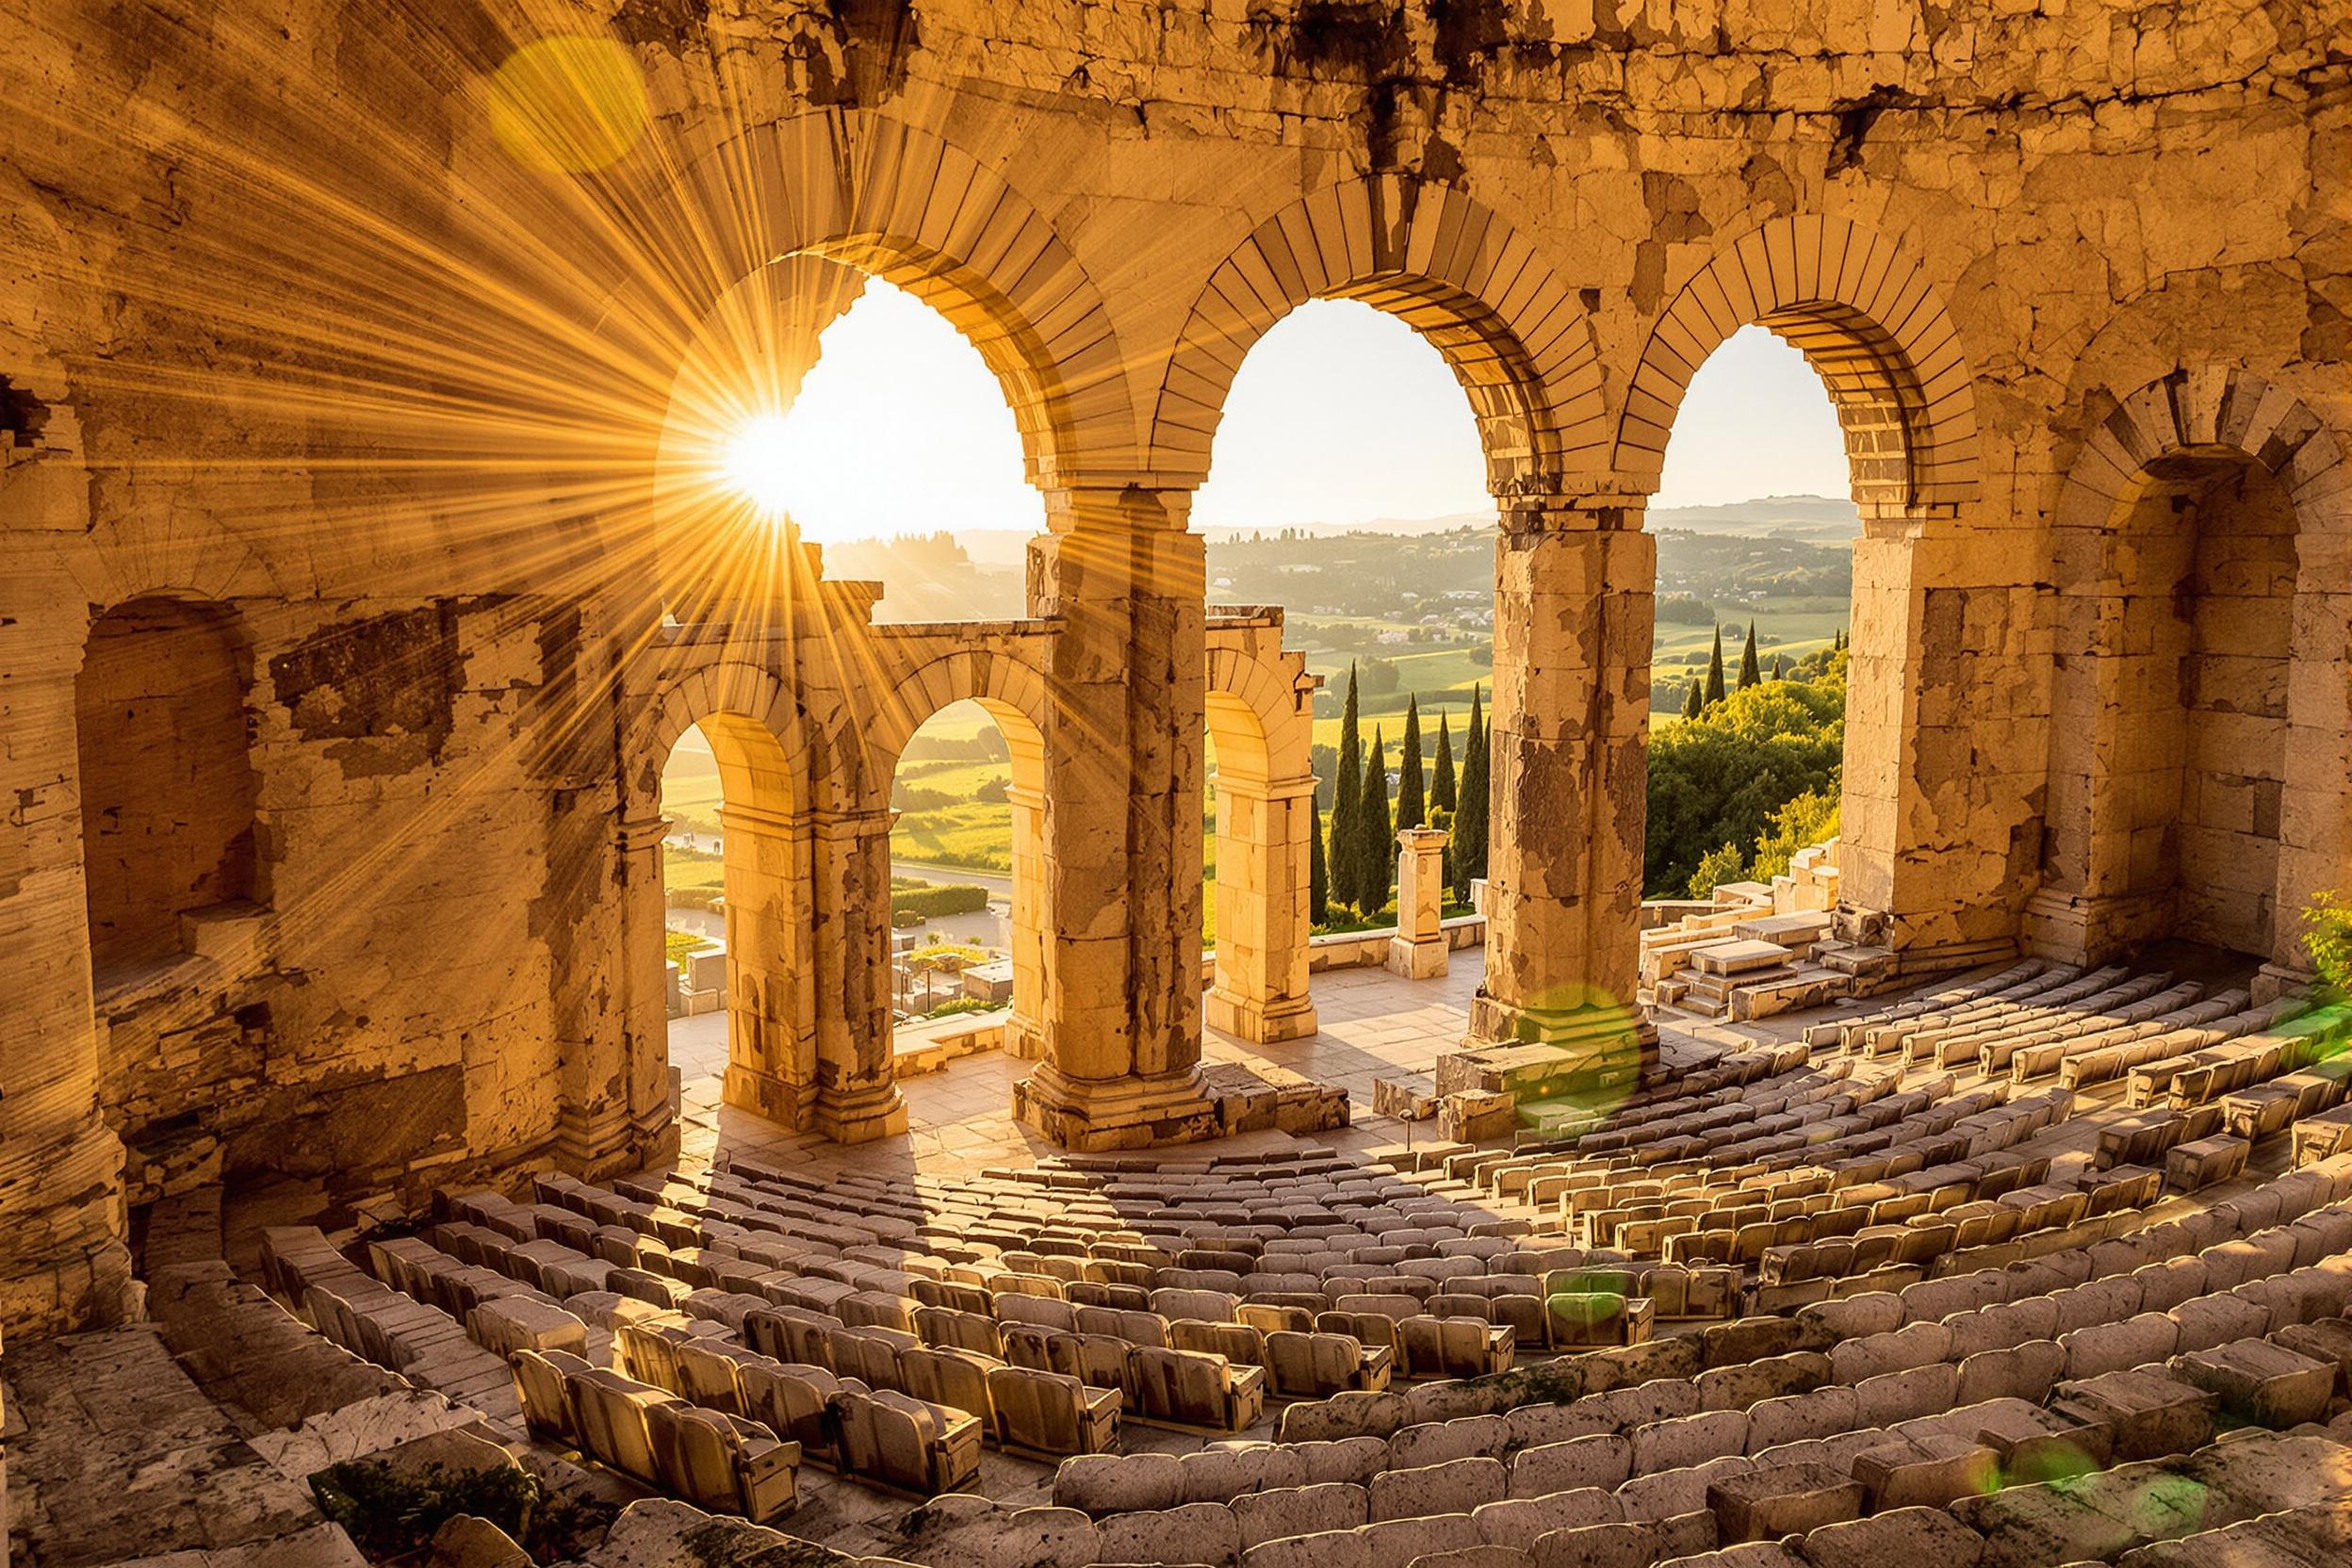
[720,413,796,520]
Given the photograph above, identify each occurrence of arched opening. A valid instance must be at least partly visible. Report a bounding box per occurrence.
[656,710,808,1121]
[652,248,1060,630]
[75,596,260,986]
[884,699,1043,1039]
[1642,326,1856,907]
[2040,452,2300,962]
[1191,299,1493,962]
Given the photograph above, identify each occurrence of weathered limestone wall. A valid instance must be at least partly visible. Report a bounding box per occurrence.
[2,0,2346,1332]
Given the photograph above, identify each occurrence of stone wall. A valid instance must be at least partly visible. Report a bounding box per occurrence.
[2,0,2346,1333]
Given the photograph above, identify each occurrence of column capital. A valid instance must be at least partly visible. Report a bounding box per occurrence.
[1040,482,1195,532]
[1496,493,1650,533]
[620,813,674,854]
[716,801,810,837]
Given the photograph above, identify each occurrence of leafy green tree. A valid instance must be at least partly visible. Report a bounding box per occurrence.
[1749,788,1840,883]
[1646,650,1847,896]
[1331,663,1362,908]
[1359,728,1393,911]
[1687,841,1748,899]
[1432,712,1456,811]
[1704,627,1727,706]
[1308,801,1329,923]
[1397,696,1426,831]
[1739,620,1761,689]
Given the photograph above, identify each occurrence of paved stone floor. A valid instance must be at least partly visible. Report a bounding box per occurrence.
[669,960,1501,1184]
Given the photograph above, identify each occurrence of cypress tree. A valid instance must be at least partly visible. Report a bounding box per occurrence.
[1772,654,1785,680]
[1432,711,1456,811]
[1739,620,1761,689]
[1455,685,1489,895]
[1359,728,1393,912]
[1705,628,1727,705]
[1683,678,1704,720]
[1331,662,1362,908]
[1397,696,1426,831]
[1308,801,1329,924]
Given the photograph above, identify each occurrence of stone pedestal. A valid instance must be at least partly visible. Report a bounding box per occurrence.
[1386,826,1451,979]
[1011,1062,1220,1152]
[1476,497,1651,1045]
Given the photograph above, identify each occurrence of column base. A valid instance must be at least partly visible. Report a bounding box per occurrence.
[722,1062,807,1129]
[810,1080,910,1144]
[557,1100,679,1177]
[2020,888,2171,966]
[1204,988,1319,1043]
[1011,1064,1221,1152]
[1448,989,1653,1104]
[1385,934,1449,980]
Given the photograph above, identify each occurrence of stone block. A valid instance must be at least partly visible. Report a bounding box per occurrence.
[1232,1482,1367,1547]
[1706,1462,1867,1543]
[1794,1506,1986,1568]
[1368,1455,1505,1522]
[2050,1369,2218,1462]
[2166,1340,2337,1428]
[1851,1432,2000,1510]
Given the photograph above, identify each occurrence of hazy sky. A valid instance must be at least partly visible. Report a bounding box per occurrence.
[742,282,1851,541]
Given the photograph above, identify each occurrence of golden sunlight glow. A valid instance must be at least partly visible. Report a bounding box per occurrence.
[720,414,799,522]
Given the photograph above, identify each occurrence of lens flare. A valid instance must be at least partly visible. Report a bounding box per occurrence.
[720,415,796,520]
[489,37,648,172]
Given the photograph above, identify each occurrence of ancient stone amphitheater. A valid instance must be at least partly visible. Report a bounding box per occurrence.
[5,1,2352,1565]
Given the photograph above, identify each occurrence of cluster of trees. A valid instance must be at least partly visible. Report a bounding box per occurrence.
[1674,622,1844,717]
[1311,667,1492,926]
[1649,644,1849,897]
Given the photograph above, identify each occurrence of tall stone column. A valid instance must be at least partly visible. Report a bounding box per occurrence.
[1205,771,1318,1043]
[809,805,908,1143]
[1005,782,1048,1058]
[558,808,678,1169]
[1012,484,1217,1149]
[715,800,817,1127]
[1472,496,1652,1049]
[0,585,135,1334]
[1841,513,2044,958]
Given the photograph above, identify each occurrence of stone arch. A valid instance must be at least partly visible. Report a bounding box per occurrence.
[630,112,1137,491]
[1149,176,1609,494]
[1612,214,1981,512]
[2031,367,2349,977]
[638,660,810,812]
[860,645,1054,788]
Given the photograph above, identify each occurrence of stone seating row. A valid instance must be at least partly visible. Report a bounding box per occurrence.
[1261,1178,2352,1459]
[732,1298,1266,1436]
[1022,1319,2349,1568]
[260,1227,523,1418]
[1878,964,2133,1062]
[1217,1300,2352,1568]
[2128,1007,2344,1106]
[613,1309,1119,1464]
[1966,977,2217,1078]
[2062,997,2311,1095]
[507,1347,799,1520]
[1810,960,2066,1054]
[1998,986,2255,1083]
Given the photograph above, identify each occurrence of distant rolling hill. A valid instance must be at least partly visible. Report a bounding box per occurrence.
[1197,494,1861,546]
